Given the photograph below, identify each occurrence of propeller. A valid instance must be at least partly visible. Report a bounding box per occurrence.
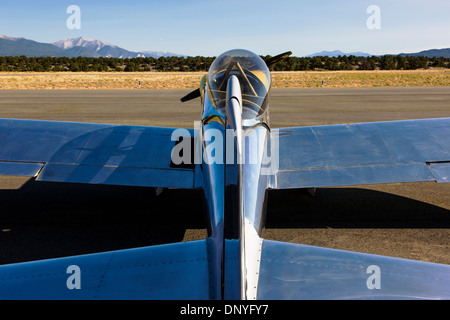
[180,88,201,102]
[264,51,293,67]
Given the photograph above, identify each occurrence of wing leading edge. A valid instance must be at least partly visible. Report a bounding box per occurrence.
[0,119,198,189]
[273,117,450,189]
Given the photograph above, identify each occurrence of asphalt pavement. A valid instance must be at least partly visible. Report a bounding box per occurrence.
[0,87,449,265]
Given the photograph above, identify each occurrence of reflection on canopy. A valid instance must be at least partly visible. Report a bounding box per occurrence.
[207,49,271,119]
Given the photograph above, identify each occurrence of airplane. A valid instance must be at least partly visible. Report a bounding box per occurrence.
[0,48,450,300]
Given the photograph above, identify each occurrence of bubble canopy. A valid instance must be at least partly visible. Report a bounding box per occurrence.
[207,49,271,118]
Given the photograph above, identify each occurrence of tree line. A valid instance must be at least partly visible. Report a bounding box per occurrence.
[0,55,449,72]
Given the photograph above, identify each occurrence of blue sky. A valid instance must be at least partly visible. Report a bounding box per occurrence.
[0,0,449,57]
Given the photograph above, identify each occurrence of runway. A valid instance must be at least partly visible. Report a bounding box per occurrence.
[0,87,449,265]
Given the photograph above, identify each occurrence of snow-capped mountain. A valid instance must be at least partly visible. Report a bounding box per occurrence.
[52,37,182,58]
[53,37,114,51]
[0,34,88,57]
[53,36,131,58]
[0,35,24,41]
[306,50,373,57]
[0,34,183,58]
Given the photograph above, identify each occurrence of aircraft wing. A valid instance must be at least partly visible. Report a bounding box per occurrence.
[0,119,198,189]
[260,117,450,300]
[0,240,212,300]
[272,118,450,189]
[257,240,450,300]
[0,119,218,300]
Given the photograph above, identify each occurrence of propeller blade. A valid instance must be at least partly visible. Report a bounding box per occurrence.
[264,51,293,67]
[180,88,201,102]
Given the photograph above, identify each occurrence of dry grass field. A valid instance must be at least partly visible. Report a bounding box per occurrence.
[272,69,450,88]
[0,69,449,90]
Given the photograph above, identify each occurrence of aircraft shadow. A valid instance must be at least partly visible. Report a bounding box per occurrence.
[0,178,206,265]
[266,187,450,229]
[1,180,449,265]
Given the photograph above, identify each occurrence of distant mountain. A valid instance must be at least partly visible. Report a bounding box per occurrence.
[307,48,450,58]
[0,35,97,57]
[53,37,114,51]
[53,37,182,58]
[3,34,449,59]
[306,50,373,57]
[140,50,182,58]
[53,37,137,58]
[0,34,183,58]
[399,48,450,58]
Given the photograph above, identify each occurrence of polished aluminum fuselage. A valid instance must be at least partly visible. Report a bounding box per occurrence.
[199,76,272,300]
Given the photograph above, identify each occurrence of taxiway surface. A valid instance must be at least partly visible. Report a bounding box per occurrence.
[0,87,449,265]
